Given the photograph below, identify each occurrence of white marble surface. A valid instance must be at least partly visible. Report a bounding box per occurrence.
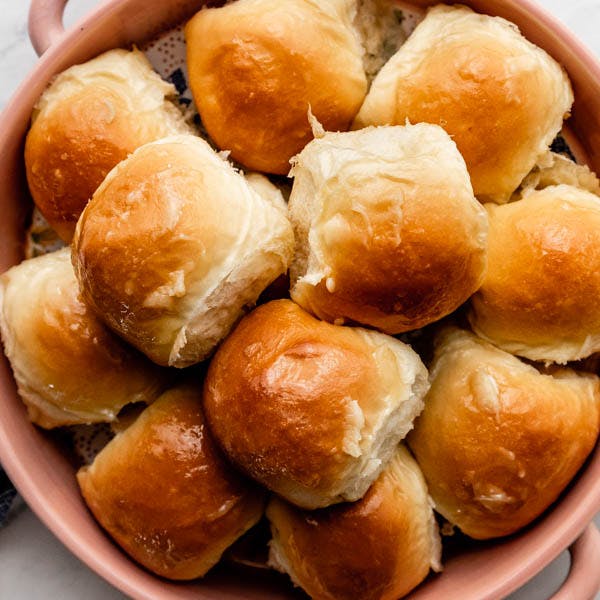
[0,0,599,598]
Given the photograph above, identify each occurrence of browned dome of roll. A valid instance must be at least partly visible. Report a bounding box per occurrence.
[0,248,166,429]
[72,135,294,368]
[469,184,600,363]
[77,383,266,580]
[203,299,429,509]
[267,445,441,600]
[354,4,573,203]
[185,0,367,174]
[288,123,488,334]
[24,48,192,242]
[408,328,600,540]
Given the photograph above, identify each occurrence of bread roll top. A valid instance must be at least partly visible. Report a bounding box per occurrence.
[77,383,266,580]
[185,0,367,174]
[267,445,442,600]
[408,328,600,539]
[354,4,573,203]
[203,299,429,509]
[469,184,600,363]
[289,123,488,333]
[0,248,166,428]
[72,135,294,368]
[25,48,192,241]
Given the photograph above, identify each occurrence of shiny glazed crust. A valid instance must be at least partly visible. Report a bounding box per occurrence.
[24,48,192,241]
[288,123,488,334]
[408,328,600,539]
[0,248,166,428]
[469,185,600,363]
[185,0,367,174]
[354,4,573,203]
[267,445,441,600]
[72,135,294,368]
[203,299,429,509]
[77,384,266,580]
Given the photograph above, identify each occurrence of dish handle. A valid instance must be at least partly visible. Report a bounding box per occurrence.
[28,0,69,56]
[551,524,600,600]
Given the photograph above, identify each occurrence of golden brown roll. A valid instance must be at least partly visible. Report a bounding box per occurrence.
[72,135,294,368]
[0,249,166,428]
[469,184,600,363]
[203,299,429,509]
[354,4,573,203]
[77,383,266,579]
[408,328,600,540]
[24,48,192,242]
[288,123,488,334]
[185,0,367,174]
[267,445,442,600]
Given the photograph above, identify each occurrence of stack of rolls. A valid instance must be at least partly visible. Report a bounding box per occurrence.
[1,1,599,599]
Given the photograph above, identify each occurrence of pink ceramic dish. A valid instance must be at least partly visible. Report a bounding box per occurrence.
[1,0,600,598]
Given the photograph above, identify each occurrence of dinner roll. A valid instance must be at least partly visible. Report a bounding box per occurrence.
[354,4,573,203]
[203,299,429,509]
[77,383,266,579]
[469,185,600,363]
[185,0,367,174]
[24,48,192,242]
[72,135,294,368]
[408,328,600,540]
[288,123,488,334]
[0,249,166,429]
[267,445,442,600]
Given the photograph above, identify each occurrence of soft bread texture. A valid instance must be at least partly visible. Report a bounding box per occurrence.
[0,249,166,428]
[288,123,488,334]
[25,48,192,242]
[354,4,573,203]
[77,384,266,579]
[185,0,367,174]
[512,151,600,200]
[469,185,600,363]
[408,328,600,540]
[203,299,429,509]
[72,135,294,368]
[267,445,442,600]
